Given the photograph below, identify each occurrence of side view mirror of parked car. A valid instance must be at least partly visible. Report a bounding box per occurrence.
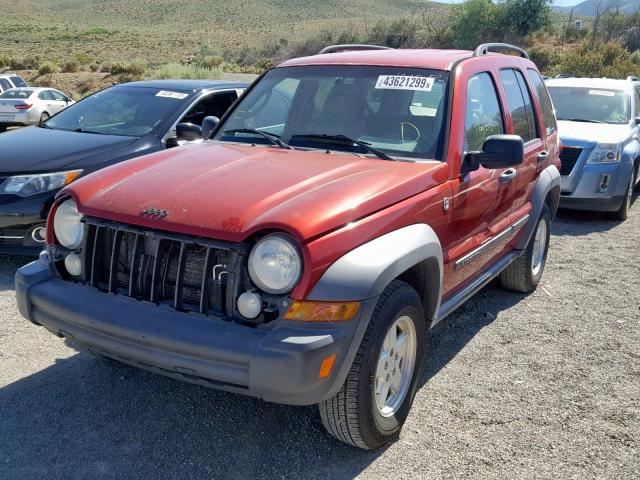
[464,134,524,172]
[176,122,203,142]
[201,115,220,139]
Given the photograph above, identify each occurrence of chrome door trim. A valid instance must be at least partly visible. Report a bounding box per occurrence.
[454,214,529,270]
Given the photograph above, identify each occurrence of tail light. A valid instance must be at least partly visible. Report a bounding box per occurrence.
[14,104,32,110]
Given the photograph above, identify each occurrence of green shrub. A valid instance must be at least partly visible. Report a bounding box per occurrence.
[548,42,640,78]
[38,62,60,75]
[199,55,225,69]
[74,53,95,65]
[149,63,222,80]
[9,56,40,70]
[0,55,12,68]
[110,60,147,76]
[61,60,80,73]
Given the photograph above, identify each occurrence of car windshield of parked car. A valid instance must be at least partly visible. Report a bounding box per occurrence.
[548,86,630,124]
[44,86,191,136]
[0,89,33,99]
[215,65,450,160]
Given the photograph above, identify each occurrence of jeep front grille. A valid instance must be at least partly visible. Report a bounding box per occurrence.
[75,218,245,317]
[559,147,582,176]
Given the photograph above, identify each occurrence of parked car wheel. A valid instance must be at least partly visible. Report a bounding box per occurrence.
[39,112,50,123]
[500,204,551,293]
[608,171,635,221]
[319,280,426,449]
[0,126,6,133]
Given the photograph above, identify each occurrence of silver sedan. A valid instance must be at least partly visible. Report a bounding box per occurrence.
[0,87,75,131]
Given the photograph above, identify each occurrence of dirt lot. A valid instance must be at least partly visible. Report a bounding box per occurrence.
[0,201,638,479]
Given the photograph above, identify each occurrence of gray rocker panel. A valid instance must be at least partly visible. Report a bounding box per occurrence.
[308,223,443,302]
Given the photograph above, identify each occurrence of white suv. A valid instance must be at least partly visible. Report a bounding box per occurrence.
[0,74,29,93]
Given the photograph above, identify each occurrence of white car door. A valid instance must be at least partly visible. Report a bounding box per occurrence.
[48,90,70,114]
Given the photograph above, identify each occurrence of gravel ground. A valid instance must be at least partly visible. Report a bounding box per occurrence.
[1,200,638,479]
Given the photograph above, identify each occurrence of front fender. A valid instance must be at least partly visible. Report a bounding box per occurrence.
[308,223,443,318]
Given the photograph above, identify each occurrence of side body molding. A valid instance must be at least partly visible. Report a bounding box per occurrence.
[308,224,443,318]
[517,164,560,250]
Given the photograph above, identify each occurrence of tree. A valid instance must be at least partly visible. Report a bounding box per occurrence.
[501,0,552,37]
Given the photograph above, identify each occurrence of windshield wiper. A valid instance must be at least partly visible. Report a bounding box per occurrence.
[74,128,109,135]
[558,118,606,124]
[290,134,394,161]
[224,128,292,149]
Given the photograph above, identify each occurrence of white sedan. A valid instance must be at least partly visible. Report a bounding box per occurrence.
[0,87,75,132]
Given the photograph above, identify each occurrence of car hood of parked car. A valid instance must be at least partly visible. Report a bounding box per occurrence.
[65,142,448,242]
[557,120,632,147]
[0,126,138,173]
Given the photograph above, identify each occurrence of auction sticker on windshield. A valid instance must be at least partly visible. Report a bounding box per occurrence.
[375,75,434,91]
[588,90,615,97]
[156,90,189,100]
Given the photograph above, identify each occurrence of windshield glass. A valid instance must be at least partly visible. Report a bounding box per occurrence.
[548,86,630,124]
[45,86,192,136]
[215,65,450,160]
[0,89,33,99]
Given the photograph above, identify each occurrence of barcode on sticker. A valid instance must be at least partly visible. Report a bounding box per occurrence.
[156,90,189,99]
[588,90,615,97]
[375,75,434,91]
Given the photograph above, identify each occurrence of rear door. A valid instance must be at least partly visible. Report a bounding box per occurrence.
[496,68,545,229]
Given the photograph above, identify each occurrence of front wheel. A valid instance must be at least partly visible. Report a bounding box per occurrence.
[500,204,551,293]
[608,170,635,221]
[318,280,426,449]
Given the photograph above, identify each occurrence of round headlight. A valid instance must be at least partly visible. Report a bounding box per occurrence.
[53,199,84,249]
[248,234,302,294]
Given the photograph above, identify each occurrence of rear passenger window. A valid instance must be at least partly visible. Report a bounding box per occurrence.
[465,72,504,152]
[0,79,11,91]
[499,69,537,143]
[10,76,27,88]
[527,69,556,136]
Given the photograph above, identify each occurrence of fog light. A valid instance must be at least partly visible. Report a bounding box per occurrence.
[64,253,82,277]
[237,291,261,319]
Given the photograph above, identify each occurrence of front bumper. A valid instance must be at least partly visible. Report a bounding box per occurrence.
[0,191,54,254]
[560,161,633,212]
[16,254,375,405]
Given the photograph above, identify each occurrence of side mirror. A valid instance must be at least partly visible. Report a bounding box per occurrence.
[201,116,220,140]
[176,122,202,142]
[463,134,524,173]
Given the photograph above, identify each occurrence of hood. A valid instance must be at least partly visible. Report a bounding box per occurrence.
[0,126,138,173]
[557,120,632,147]
[66,143,448,243]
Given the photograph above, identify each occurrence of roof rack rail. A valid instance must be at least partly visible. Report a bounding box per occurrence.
[317,44,392,55]
[473,43,529,59]
[627,76,639,82]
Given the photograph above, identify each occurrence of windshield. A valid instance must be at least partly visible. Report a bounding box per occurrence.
[214,65,450,160]
[548,86,630,124]
[0,89,33,99]
[45,86,192,136]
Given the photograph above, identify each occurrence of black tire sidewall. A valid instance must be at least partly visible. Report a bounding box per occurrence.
[357,284,426,447]
[40,113,50,123]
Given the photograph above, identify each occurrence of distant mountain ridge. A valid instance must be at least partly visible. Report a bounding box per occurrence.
[553,0,640,16]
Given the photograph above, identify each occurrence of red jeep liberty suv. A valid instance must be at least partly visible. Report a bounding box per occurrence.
[16,43,561,449]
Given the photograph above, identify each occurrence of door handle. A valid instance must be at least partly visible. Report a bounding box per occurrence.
[537,151,549,162]
[500,168,517,183]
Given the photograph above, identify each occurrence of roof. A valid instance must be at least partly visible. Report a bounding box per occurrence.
[278,49,474,71]
[546,77,636,91]
[121,79,249,92]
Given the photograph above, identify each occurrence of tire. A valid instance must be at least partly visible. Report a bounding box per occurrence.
[39,112,50,124]
[608,170,635,221]
[500,204,551,293]
[0,126,6,133]
[318,280,426,449]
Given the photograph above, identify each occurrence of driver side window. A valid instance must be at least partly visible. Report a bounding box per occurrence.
[464,73,504,152]
[181,91,239,127]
